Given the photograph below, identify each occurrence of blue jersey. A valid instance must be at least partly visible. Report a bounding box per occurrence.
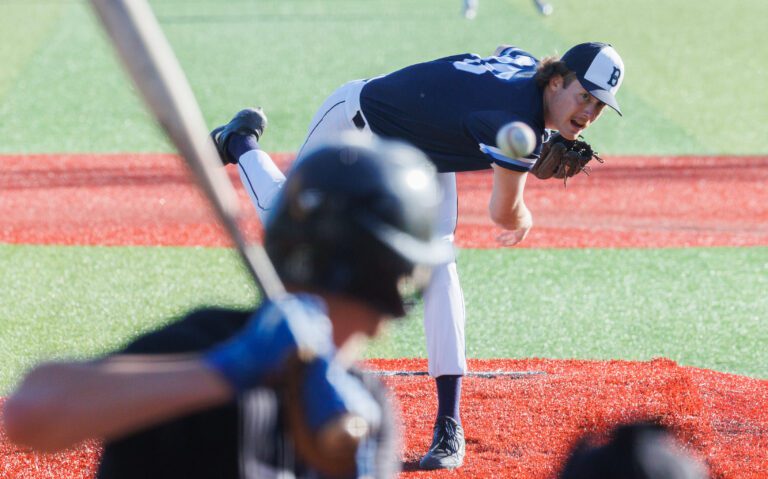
[99,306,399,479]
[359,47,545,173]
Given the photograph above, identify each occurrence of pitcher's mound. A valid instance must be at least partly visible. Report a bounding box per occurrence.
[1,358,766,478]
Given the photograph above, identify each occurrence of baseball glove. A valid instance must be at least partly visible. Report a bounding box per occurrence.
[531,133,604,185]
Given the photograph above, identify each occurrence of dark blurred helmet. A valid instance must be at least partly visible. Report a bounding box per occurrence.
[559,422,708,479]
[265,133,453,317]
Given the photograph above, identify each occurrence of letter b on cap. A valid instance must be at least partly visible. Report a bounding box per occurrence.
[584,46,624,94]
[607,67,621,87]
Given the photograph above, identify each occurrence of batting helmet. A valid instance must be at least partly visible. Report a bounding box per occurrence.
[264,133,452,317]
[559,422,707,479]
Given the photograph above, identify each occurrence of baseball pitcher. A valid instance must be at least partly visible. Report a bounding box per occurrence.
[215,42,625,470]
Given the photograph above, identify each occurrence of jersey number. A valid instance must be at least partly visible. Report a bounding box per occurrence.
[452,55,535,80]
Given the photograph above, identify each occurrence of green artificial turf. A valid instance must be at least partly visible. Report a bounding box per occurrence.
[0,244,258,393]
[371,247,768,378]
[0,0,766,155]
[2,243,765,393]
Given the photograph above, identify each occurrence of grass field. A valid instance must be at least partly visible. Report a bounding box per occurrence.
[2,244,766,393]
[1,0,767,155]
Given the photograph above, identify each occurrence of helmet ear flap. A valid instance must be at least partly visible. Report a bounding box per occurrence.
[276,195,361,291]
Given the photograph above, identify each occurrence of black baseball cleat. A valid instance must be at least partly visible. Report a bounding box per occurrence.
[419,416,466,470]
[210,107,268,165]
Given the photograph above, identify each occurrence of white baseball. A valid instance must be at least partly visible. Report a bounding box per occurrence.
[496,121,536,158]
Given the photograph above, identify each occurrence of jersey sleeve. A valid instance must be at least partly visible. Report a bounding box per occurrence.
[466,111,542,172]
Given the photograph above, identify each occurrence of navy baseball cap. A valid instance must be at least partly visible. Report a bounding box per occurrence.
[561,42,625,115]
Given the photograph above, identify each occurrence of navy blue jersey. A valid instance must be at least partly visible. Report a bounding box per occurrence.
[360,47,545,173]
[97,307,398,479]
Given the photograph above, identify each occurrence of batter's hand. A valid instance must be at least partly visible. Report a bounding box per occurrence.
[283,356,381,477]
[496,205,532,246]
[203,295,334,392]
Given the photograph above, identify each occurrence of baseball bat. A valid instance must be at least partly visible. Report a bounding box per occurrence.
[88,5,372,467]
[89,0,284,300]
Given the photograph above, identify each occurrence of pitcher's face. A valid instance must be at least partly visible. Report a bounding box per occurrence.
[545,76,606,140]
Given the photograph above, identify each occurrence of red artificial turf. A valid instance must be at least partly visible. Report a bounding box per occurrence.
[2,154,767,248]
[0,427,99,479]
[1,154,766,476]
[366,358,768,478]
[2,359,766,478]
